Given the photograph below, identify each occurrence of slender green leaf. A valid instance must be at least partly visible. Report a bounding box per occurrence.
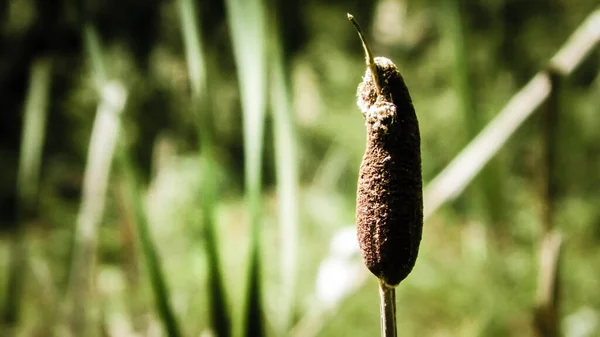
[268,17,299,333]
[66,23,126,336]
[176,0,231,335]
[224,0,268,335]
[442,0,505,224]
[118,149,182,337]
[2,57,52,328]
[177,0,206,98]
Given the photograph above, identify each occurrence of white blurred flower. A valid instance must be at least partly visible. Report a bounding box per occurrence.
[330,226,360,259]
[563,307,598,337]
[316,226,363,308]
[316,257,361,308]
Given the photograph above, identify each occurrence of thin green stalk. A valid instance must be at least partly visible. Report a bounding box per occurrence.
[378,281,396,337]
[442,0,483,217]
[83,25,107,93]
[540,72,560,234]
[176,0,205,97]
[443,0,477,137]
[224,0,268,336]
[176,0,231,335]
[534,231,562,337]
[268,16,299,333]
[200,148,231,337]
[442,0,505,226]
[3,57,52,329]
[118,149,182,337]
[66,23,126,336]
[77,20,182,337]
[16,58,52,207]
[533,70,562,337]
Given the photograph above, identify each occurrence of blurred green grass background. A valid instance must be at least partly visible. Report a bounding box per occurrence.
[0,0,599,336]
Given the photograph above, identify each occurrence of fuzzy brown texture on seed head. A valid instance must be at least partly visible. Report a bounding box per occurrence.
[356,57,423,287]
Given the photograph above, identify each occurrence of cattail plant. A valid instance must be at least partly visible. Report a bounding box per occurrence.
[348,14,423,337]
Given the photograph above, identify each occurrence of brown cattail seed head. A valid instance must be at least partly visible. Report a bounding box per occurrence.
[356,57,423,287]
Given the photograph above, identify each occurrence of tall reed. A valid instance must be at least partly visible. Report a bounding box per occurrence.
[176,0,231,335]
[441,0,504,224]
[533,69,563,337]
[66,23,126,336]
[117,149,182,337]
[3,57,52,330]
[224,0,268,336]
[268,14,300,334]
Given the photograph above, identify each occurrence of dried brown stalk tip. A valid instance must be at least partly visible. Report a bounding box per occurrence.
[356,56,423,287]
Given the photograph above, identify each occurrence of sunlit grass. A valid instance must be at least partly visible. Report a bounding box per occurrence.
[224,0,268,335]
[67,22,182,337]
[268,15,300,334]
[66,23,126,336]
[118,148,182,337]
[2,56,52,330]
[176,0,231,335]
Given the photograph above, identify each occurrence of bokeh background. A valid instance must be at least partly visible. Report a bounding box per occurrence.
[0,0,599,336]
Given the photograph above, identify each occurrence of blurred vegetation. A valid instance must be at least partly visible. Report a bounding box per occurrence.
[0,0,599,336]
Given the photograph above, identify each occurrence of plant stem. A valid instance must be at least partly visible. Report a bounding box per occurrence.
[118,149,182,337]
[347,13,381,96]
[3,57,52,329]
[379,280,397,337]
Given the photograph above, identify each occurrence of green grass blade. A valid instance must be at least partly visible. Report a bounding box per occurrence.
[79,21,183,337]
[244,251,263,336]
[224,0,268,335]
[176,0,231,335]
[268,18,299,333]
[83,25,107,92]
[118,148,183,337]
[225,0,267,192]
[2,57,52,328]
[176,0,205,98]
[86,20,184,337]
[200,153,231,337]
[17,58,52,207]
[441,0,506,225]
[66,23,127,335]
